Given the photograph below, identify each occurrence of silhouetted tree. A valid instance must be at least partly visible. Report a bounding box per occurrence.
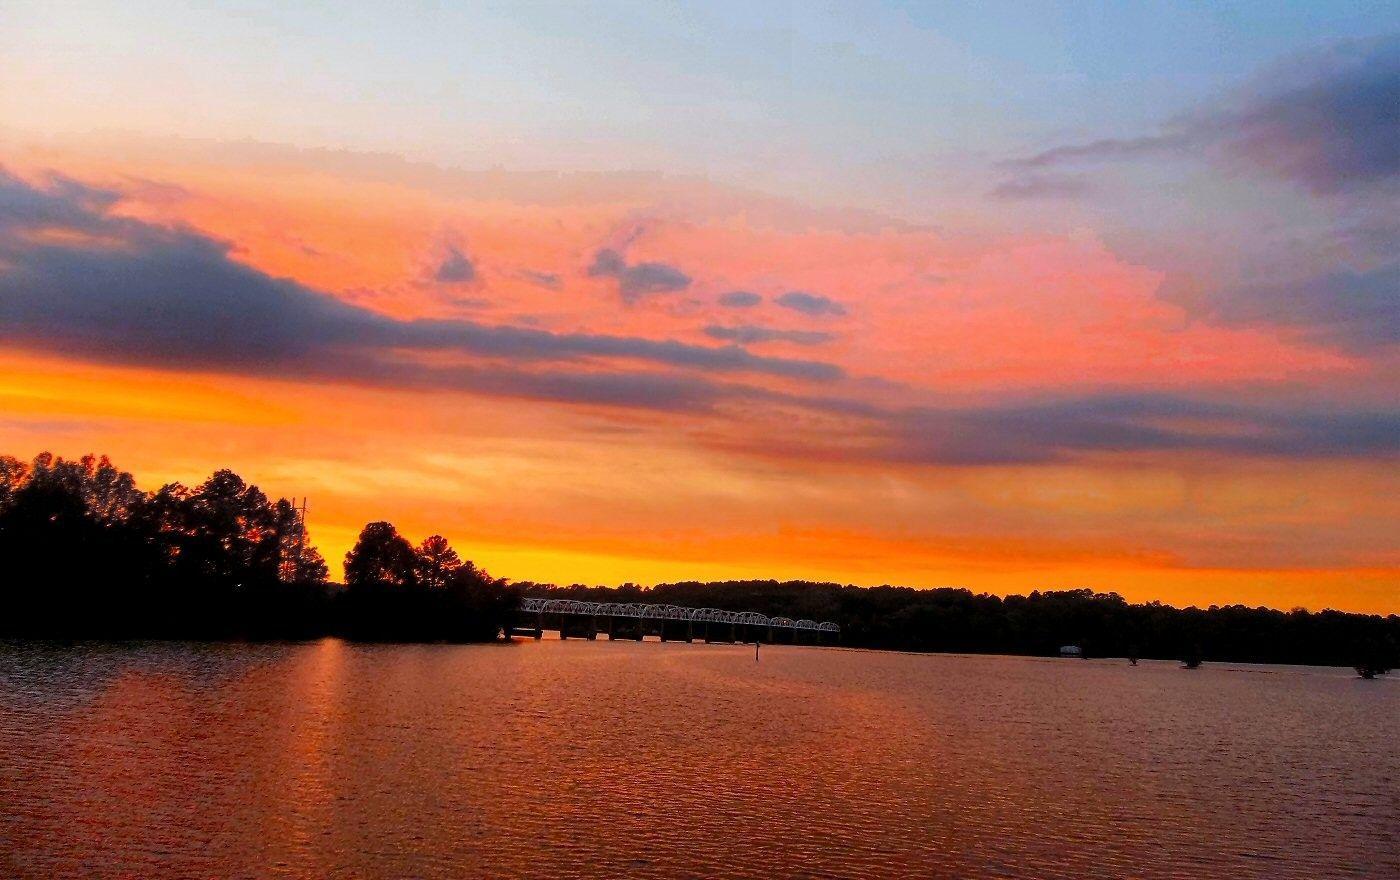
[182,470,282,590]
[442,560,518,641]
[415,534,462,589]
[0,455,28,509]
[1354,638,1395,679]
[0,455,114,632]
[1355,662,1391,679]
[0,452,329,639]
[337,523,514,641]
[275,498,327,584]
[344,521,419,590]
[0,448,1391,657]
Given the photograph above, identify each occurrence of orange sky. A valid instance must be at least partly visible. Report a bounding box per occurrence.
[0,135,1396,614]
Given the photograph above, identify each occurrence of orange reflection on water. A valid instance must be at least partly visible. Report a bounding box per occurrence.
[6,641,1394,878]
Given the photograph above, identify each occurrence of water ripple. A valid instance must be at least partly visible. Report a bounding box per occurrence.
[1,640,1396,879]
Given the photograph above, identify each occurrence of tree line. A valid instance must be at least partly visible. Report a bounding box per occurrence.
[519,580,1399,669]
[0,452,515,641]
[2,450,1395,670]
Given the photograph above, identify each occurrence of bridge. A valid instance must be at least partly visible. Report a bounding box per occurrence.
[512,598,840,645]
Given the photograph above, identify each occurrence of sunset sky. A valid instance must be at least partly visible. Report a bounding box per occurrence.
[1,2,1397,612]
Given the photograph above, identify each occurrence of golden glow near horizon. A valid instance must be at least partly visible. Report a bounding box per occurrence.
[0,135,1396,615]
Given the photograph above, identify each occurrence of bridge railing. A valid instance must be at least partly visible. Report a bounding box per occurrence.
[519,597,839,632]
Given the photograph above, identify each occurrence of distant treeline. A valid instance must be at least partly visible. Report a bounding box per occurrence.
[0,452,515,642]
[520,581,1400,668]
[3,451,1396,669]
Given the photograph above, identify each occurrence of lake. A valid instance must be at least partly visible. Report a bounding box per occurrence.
[1,639,1395,878]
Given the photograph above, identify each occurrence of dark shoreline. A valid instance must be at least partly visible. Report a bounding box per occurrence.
[3,451,1395,672]
[519,580,1399,670]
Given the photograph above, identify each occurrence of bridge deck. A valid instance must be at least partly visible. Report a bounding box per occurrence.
[518,598,840,634]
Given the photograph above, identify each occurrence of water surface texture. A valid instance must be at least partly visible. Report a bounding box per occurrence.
[2,640,1396,878]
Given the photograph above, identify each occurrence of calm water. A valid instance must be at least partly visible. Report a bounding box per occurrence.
[1,639,1395,879]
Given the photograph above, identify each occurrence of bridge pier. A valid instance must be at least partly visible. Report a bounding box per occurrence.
[704,623,733,644]
[609,618,645,641]
[558,619,597,640]
[660,620,692,642]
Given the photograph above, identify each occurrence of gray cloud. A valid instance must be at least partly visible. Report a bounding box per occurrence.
[3,169,1392,466]
[1003,37,1400,356]
[587,248,627,277]
[990,173,1095,201]
[1007,35,1400,194]
[0,170,844,406]
[1009,133,1193,171]
[707,390,1400,465]
[351,356,737,412]
[703,325,834,346]
[717,290,762,308]
[1204,264,1400,351]
[434,246,476,284]
[521,269,562,290]
[882,394,1400,465]
[774,290,846,317]
[0,171,121,234]
[587,247,691,302]
[622,262,690,297]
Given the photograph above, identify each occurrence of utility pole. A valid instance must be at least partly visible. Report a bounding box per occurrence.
[295,497,308,576]
[282,496,309,581]
[297,497,308,557]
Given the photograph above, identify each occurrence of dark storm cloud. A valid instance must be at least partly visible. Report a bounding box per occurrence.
[1008,36,1400,194]
[434,246,476,283]
[774,290,846,317]
[0,170,844,407]
[717,290,762,308]
[586,247,691,301]
[703,325,834,346]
